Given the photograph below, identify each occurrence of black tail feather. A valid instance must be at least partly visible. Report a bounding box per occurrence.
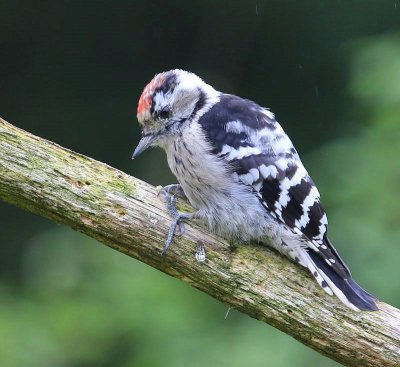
[308,250,378,311]
[345,278,378,311]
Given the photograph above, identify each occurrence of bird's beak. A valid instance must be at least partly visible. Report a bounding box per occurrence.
[132,134,156,159]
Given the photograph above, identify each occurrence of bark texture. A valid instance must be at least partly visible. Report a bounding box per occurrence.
[0,117,399,367]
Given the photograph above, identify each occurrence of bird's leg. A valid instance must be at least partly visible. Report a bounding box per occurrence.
[158,184,199,255]
[163,210,195,255]
[158,184,187,234]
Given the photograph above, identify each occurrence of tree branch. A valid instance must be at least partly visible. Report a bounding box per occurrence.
[0,117,399,367]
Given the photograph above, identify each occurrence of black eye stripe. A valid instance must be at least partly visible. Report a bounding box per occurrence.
[154,106,170,119]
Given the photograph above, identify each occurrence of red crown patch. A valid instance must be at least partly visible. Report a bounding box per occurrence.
[137,75,166,115]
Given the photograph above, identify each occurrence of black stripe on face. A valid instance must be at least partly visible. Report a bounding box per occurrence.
[190,89,206,120]
[281,179,312,228]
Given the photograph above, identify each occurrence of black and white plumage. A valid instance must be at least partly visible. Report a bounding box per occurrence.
[133,69,378,311]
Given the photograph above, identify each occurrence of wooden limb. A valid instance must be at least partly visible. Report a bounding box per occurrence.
[0,117,399,367]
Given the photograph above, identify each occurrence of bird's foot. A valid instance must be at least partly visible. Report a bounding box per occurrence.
[158,184,197,255]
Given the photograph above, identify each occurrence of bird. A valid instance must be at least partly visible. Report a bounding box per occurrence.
[132,69,378,311]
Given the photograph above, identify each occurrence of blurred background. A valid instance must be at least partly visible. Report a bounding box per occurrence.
[1,1,400,366]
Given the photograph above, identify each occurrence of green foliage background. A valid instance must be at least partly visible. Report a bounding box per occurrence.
[1,2,399,366]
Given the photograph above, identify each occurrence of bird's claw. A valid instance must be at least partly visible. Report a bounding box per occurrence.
[159,184,191,255]
[162,211,191,255]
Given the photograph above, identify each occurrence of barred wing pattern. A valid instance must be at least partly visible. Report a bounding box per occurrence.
[197,94,380,310]
[199,94,346,265]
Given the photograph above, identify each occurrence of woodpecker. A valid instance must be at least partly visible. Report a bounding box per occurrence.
[132,69,378,311]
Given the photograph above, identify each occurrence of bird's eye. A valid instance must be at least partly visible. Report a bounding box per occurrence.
[158,107,170,119]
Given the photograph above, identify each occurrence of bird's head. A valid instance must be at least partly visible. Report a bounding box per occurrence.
[132,69,217,158]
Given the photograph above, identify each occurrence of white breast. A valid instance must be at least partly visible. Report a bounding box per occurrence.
[162,123,271,241]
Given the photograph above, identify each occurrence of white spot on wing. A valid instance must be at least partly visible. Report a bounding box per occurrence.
[274,158,289,171]
[295,186,320,229]
[313,214,328,241]
[225,120,245,134]
[220,145,261,160]
[239,172,255,185]
[253,181,262,192]
[259,164,278,178]
[271,135,294,155]
[274,170,304,219]
[249,168,260,181]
